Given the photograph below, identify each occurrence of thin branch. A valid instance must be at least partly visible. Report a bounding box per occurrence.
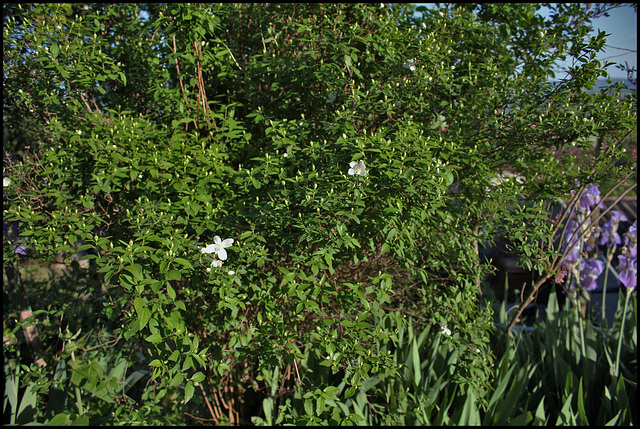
[199,382,219,425]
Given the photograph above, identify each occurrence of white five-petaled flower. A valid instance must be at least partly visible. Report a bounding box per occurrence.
[440,324,451,336]
[3,177,10,188]
[200,236,234,260]
[348,160,367,177]
[403,58,417,71]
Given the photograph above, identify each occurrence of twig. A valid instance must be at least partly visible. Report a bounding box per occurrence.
[184,412,218,422]
[199,382,219,425]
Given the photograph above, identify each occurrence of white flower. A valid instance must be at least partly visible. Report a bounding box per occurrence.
[3,177,10,188]
[326,93,337,104]
[76,130,82,135]
[403,58,417,71]
[210,259,223,268]
[440,324,451,336]
[200,236,234,260]
[228,270,235,275]
[488,171,525,191]
[348,160,367,177]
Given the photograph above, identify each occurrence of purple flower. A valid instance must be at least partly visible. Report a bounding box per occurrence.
[599,211,628,249]
[561,219,582,264]
[14,242,28,256]
[578,184,601,212]
[580,258,605,291]
[618,254,637,289]
[618,221,637,290]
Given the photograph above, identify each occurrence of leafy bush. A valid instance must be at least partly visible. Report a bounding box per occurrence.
[3,3,636,424]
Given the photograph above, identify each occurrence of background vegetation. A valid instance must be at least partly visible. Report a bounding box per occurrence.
[4,3,636,425]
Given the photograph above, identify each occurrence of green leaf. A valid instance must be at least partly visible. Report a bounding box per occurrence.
[125,263,144,282]
[172,258,193,270]
[166,283,176,300]
[166,269,182,281]
[457,390,480,426]
[532,395,547,426]
[184,381,195,404]
[576,378,588,425]
[191,372,206,383]
[138,309,151,331]
[145,333,163,344]
[50,42,59,58]
[304,398,314,416]
[48,413,71,425]
[170,372,184,387]
[411,337,421,386]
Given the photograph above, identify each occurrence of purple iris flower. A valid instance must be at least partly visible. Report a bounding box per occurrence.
[599,211,628,249]
[618,221,637,289]
[579,184,602,212]
[561,219,582,264]
[580,258,605,291]
[618,255,637,289]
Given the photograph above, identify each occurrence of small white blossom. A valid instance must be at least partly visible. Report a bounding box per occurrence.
[3,177,10,188]
[403,58,417,71]
[283,153,288,158]
[348,160,367,177]
[200,236,234,260]
[210,259,223,268]
[76,130,82,135]
[228,270,235,275]
[440,324,451,336]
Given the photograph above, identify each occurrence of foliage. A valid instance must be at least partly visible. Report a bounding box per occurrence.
[3,2,636,425]
[491,289,637,425]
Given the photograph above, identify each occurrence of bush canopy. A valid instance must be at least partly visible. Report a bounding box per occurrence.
[3,3,636,425]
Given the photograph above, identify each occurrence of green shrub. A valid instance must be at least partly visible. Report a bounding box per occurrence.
[3,3,636,424]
